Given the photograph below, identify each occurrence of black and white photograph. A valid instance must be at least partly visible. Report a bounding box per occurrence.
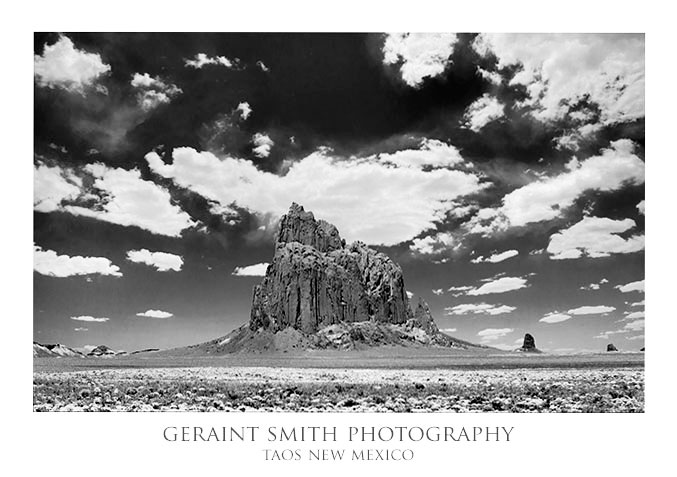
[33,32,646,413]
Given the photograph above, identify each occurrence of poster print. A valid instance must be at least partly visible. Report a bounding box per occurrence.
[33,33,644,413]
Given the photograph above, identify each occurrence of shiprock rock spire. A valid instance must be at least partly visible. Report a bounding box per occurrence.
[250,202,410,333]
[185,203,485,354]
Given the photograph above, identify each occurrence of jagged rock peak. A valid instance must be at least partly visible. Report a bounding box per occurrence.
[522,333,536,350]
[607,343,618,352]
[276,202,345,253]
[412,297,439,335]
[250,203,411,334]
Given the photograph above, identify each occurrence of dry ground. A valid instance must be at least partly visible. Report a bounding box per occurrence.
[33,351,644,412]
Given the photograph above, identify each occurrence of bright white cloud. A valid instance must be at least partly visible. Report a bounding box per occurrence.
[616,280,645,293]
[63,163,194,237]
[467,276,528,296]
[232,262,270,277]
[252,133,274,158]
[547,216,644,260]
[373,139,465,169]
[34,163,82,213]
[539,312,572,324]
[471,249,518,264]
[382,33,458,87]
[410,232,455,255]
[34,245,122,277]
[637,200,645,214]
[447,285,473,296]
[71,316,110,323]
[256,61,269,72]
[236,102,252,120]
[432,288,444,296]
[477,327,514,342]
[136,309,173,319]
[468,139,644,234]
[473,33,644,124]
[146,146,485,246]
[445,303,516,316]
[130,73,182,111]
[184,53,234,69]
[74,327,88,331]
[567,305,615,315]
[462,94,505,132]
[624,311,645,320]
[440,328,457,333]
[126,249,183,272]
[630,300,645,307]
[34,35,111,93]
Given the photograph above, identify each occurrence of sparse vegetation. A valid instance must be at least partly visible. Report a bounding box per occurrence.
[33,365,643,412]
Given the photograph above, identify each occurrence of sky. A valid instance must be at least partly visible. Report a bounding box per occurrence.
[33,33,645,353]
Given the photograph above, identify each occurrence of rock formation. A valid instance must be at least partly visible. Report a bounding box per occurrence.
[607,343,618,352]
[178,203,485,354]
[250,203,411,333]
[517,333,542,353]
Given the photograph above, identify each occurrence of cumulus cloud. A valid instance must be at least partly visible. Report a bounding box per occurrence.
[373,139,465,169]
[445,303,516,316]
[477,327,514,342]
[382,33,458,87]
[34,35,111,93]
[547,216,644,260]
[447,285,474,296]
[232,262,270,277]
[34,245,122,277]
[252,133,274,158]
[473,33,644,124]
[636,200,645,214]
[130,73,182,111]
[462,94,505,132]
[440,328,457,333]
[410,232,455,255]
[471,249,518,264]
[580,278,609,291]
[539,312,572,324]
[630,300,645,307]
[62,163,194,237]
[184,53,234,69]
[236,102,252,120]
[146,146,485,246]
[432,288,444,296]
[567,305,615,315]
[615,279,645,293]
[467,139,645,234]
[74,327,88,331]
[34,162,82,213]
[71,316,110,323]
[126,249,183,272]
[136,309,173,319]
[466,276,529,296]
[624,311,645,320]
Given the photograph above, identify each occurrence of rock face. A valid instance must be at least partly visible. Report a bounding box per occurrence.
[250,203,411,333]
[607,343,619,352]
[517,333,542,353]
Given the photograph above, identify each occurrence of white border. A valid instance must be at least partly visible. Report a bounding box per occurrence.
[4,1,675,475]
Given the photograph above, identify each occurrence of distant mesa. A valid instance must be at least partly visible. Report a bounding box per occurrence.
[607,343,619,352]
[516,333,542,353]
[179,203,487,354]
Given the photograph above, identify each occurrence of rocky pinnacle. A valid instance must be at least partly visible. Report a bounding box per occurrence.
[249,203,413,333]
